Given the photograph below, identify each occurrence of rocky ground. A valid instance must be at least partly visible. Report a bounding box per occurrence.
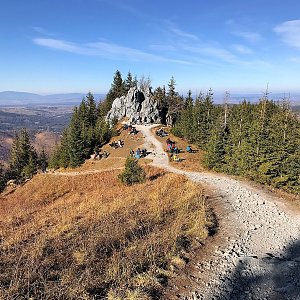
[136,124,300,300]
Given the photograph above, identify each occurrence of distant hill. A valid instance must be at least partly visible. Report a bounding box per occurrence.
[214,92,300,104]
[0,91,106,106]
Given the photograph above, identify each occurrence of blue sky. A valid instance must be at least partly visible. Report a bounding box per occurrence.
[1,0,300,96]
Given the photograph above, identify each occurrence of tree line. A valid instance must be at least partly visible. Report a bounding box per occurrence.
[172,91,300,195]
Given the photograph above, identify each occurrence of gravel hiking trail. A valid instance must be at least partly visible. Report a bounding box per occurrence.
[136,124,300,300]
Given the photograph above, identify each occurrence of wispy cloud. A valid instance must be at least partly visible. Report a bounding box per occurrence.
[232,30,262,43]
[33,37,191,64]
[288,57,300,63]
[32,26,55,36]
[149,44,177,51]
[96,0,146,19]
[165,21,199,41]
[274,20,300,49]
[182,45,236,63]
[231,44,253,55]
[169,27,199,41]
[34,38,85,54]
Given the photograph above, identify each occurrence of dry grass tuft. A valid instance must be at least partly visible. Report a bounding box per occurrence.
[0,165,211,299]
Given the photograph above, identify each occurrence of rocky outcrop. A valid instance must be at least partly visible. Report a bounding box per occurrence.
[106,87,162,124]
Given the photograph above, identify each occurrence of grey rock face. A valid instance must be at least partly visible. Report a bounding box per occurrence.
[106,87,162,124]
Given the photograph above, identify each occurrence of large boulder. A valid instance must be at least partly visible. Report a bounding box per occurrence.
[106,87,162,124]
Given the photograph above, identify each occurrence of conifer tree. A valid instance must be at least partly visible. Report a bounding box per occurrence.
[171,90,194,139]
[153,86,168,123]
[95,117,111,147]
[103,70,125,114]
[68,108,85,168]
[86,92,97,127]
[166,76,184,124]
[38,149,48,173]
[204,120,229,171]
[57,128,71,168]
[118,156,146,185]
[8,128,37,182]
[124,71,136,92]
[0,163,6,192]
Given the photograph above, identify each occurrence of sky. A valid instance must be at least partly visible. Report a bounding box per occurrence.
[1,0,300,97]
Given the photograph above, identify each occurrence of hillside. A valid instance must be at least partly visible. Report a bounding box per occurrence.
[0,126,213,299]
[1,123,300,299]
[0,168,211,300]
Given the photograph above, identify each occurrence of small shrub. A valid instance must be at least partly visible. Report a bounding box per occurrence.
[118,156,146,185]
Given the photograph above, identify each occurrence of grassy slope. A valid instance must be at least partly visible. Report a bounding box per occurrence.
[0,127,213,299]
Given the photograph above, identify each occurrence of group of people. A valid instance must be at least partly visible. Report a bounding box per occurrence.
[164,137,196,162]
[92,148,109,160]
[130,148,147,159]
[166,138,180,154]
[109,139,124,149]
[165,138,181,162]
[156,127,168,137]
[123,124,138,135]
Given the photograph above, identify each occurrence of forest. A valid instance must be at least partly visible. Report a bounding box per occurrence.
[172,91,300,194]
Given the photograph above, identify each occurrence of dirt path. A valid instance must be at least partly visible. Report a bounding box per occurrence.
[136,124,300,300]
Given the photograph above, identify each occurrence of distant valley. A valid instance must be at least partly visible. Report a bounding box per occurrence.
[0,91,106,165]
[0,105,73,165]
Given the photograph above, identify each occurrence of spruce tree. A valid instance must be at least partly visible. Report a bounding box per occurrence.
[103,70,125,114]
[124,71,136,92]
[0,164,6,192]
[86,92,97,127]
[95,117,111,147]
[68,108,85,168]
[204,120,229,171]
[57,128,71,168]
[118,156,146,185]
[153,86,168,123]
[8,128,37,182]
[38,149,48,173]
[166,76,184,124]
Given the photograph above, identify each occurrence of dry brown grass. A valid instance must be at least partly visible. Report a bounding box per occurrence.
[0,165,211,299]
[152,127,206,172]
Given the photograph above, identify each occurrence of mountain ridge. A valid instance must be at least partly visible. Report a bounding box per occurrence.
[0,91,106,106]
